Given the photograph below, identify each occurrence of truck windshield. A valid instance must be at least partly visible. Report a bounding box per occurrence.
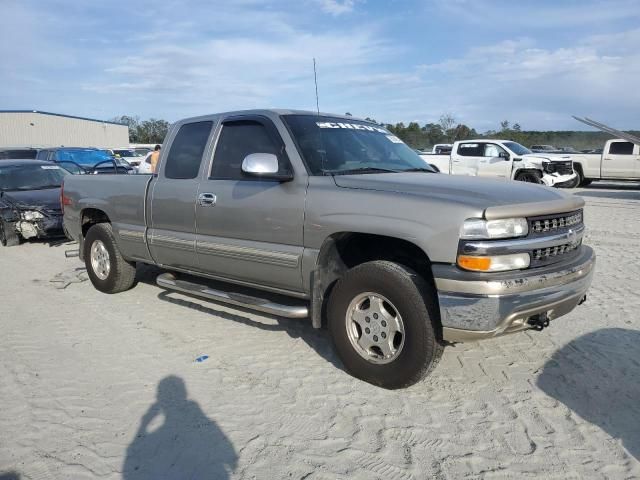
[504,142,532,156]
[0,164,68,191]
[283,115,435,175]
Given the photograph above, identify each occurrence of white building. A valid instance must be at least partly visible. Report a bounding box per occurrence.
[0,110,129,148]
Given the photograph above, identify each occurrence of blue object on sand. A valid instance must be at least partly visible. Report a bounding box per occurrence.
[195,355,209,363]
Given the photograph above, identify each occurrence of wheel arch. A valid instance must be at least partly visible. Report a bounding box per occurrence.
[79,208,111,261]
[514,168,543,183]
[310,232,438,329]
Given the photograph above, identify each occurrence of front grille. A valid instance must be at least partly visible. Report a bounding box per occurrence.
[529,210,582,235]
[531,240,581,266]
[526,209,584,267]
[546,160,573,175]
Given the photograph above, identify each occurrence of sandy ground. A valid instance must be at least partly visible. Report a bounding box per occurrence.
[1,182,639,480]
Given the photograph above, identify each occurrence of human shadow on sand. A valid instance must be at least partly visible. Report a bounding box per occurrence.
[537,328,640,461]
[122,376,237,479]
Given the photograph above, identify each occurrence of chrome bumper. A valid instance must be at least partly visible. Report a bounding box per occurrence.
[434,245,596,342]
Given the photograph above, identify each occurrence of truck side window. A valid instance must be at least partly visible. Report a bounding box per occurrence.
[609,142,634,155]
[164,121,213,179]
[211,120,283,180]
[457,143,484,156]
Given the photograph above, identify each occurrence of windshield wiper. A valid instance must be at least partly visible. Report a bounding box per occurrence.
[400,168,434,173]
[327,167,399,175]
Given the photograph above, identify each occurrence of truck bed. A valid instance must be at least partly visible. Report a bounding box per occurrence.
[63,174,153,261]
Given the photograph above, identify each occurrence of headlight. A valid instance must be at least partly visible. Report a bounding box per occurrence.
[22,211,44,221]
[461,217,528,239]
[458,253,530,272]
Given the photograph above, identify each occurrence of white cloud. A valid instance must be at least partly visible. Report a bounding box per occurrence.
[2,0,639,130]
[428,0,640,28]
[316,0,358,16]
[397,34,640,130]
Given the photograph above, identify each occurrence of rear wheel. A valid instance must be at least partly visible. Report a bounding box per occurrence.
[327,261,443,389]
[84,223,137,293]
[515,170,543,184]
[0,220,20,247]
[576,169,593,187]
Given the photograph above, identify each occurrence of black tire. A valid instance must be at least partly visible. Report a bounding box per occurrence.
[574,166,592,187]
[515,170,543,184]
[327,260,443,389]
[0,220,20,247]
[558,175,580,189]
[84,223,136,293]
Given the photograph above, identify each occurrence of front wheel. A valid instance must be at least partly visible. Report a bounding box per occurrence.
[559,174,580,189]
[327,261,443,389]
[84,223,137,293]
[515,170,543,184]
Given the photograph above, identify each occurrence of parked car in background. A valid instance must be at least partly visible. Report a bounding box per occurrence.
[107,148,144,167]
[421,139,578,187]
[130,144,159,156]
[0,160,68,246]
[133,147,151,155]
[62,109,595,389]
[36,147,134,175]
[430,143,453,154]
[0,147,40,160]
[531,145,557,153]
[137,151,154,174]
[561,139,640,186]
[580,148,603,154]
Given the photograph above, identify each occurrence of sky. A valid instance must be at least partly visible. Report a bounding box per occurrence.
[1,0,639,131]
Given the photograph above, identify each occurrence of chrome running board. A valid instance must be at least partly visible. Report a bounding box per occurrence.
[156,273,309,319]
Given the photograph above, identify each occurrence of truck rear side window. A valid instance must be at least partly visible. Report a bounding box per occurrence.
[210,121,282,180]
[609,142,634,155]
[457,143,484,156]
[165,121,213,179]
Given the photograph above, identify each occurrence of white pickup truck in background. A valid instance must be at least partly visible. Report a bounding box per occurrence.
[562,139,640,186]
[420,139,578,187]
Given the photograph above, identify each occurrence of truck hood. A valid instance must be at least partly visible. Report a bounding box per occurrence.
[1,187,62,211]
[523,153,571,162]
[332,172,568,211]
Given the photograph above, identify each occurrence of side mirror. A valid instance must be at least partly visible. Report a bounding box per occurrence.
[241,153,293,181]
[499,152,510,161]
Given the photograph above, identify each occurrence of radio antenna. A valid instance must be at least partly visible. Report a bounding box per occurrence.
[313,58,320,115]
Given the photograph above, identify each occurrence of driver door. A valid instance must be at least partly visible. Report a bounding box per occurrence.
[478,143,512,179]
[194,116,306,293]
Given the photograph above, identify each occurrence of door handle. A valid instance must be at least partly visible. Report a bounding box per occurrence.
[198,193,217,206]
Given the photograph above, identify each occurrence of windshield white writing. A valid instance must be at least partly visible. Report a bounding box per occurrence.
[316,122,388,133]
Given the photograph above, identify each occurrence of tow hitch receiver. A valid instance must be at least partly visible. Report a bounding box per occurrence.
[528,312,550,331]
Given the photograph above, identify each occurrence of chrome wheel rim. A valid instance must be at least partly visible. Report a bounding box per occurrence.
[90,240,111,280]
[345,292,405,364]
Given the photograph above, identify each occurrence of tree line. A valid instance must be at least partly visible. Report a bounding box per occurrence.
[380,114,639,151]
[113,113,638,151]
[110,116,169,144]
